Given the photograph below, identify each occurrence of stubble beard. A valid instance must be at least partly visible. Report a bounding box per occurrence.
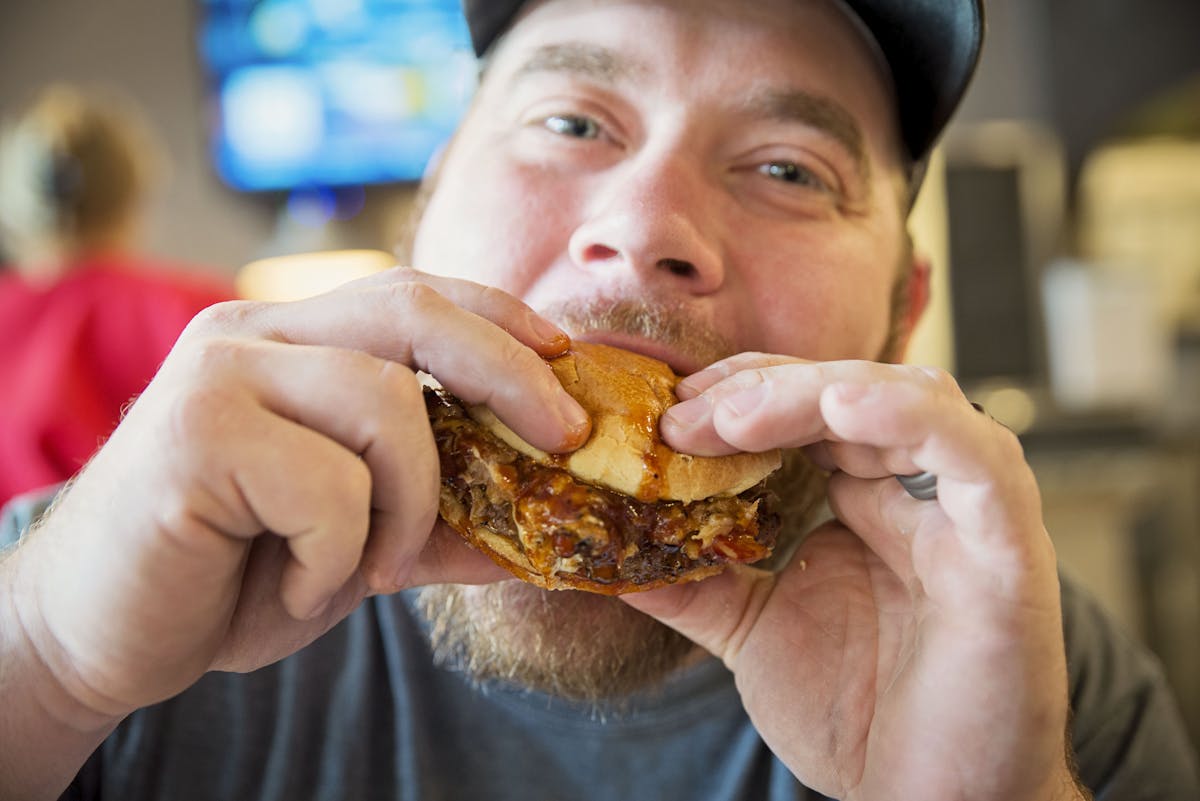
[417,450,825,704]
[416,297,830,705]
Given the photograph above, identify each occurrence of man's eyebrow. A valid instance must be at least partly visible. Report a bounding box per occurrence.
[512,43,644,85]
[744,90,869,177]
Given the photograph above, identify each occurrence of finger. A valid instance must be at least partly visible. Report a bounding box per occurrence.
[211,536,372,672]
[655,391,739,456]
[406,521,513,587]
[345,266,572,358]
[819,379,1045,549]
[665,361,945,459]
[225,340,536,592]
[801,440,839,472]
[820,378,994,485]
[663,361,877,455]
[812,439,902,480]
[619,564,775,669]
[823,471,940,586]
[198,403,373,620]
[191,339,445,595]
[826,464,1055,613]
[192,280,589,453]
[675,352,809,399]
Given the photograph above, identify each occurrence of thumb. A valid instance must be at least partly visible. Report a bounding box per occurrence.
[406,522,512,588]
[619,564,774,669]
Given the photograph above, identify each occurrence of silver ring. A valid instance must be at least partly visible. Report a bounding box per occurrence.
[896,470,939,501]
[895,401,988,501]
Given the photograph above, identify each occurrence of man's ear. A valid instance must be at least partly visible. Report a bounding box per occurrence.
[891,252,932,361]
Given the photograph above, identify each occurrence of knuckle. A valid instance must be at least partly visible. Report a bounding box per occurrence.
[813,361,837,384]
[184,335,243,373]
[331,344,383,380]
[186,299,264,337]
[355,361,434,474]
[166,381,241,448]
[500,331,537,367]
[373,357,419,396]
[388,264,423,282]
[294,461,372,555]
[157,340,257,448]
[383,278,445,311]
[365,360,425,434]
[160,338,246,398]
[476,284,523,319]
[498,340,553,394]
[916,365,960,395]
[995,424,1027,464]
[338,459,375,522]
[459,331,539,396]
[153,483,213,540]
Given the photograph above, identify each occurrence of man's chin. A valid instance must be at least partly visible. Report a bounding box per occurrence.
[415,449,828,704]
[416,581,698,705]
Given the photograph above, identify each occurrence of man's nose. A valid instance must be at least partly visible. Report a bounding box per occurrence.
[567,154,725,293]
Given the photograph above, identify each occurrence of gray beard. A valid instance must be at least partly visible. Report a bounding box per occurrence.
[416,450,827,705]
[415,581,696,705]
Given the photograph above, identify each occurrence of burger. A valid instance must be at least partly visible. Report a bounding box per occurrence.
[424,342,782,594]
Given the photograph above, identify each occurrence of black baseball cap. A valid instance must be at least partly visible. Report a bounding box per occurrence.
[460,0,985,174]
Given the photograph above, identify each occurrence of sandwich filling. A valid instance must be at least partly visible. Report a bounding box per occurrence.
[426,387,780,593]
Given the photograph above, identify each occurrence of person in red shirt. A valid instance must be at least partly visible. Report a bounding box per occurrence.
[0,84,233,505]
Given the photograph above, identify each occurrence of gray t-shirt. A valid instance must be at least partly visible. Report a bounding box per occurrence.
[3,494,1198,800]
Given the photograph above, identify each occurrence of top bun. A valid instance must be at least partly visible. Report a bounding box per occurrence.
[468,342,781,503]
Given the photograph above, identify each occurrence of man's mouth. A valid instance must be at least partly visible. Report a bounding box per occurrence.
[572,331,704,376]
[536,297,734,376]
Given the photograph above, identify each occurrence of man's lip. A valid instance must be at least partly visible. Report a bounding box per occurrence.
[571,331,707,376]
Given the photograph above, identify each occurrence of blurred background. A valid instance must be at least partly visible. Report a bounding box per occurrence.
[2,0,1198,749]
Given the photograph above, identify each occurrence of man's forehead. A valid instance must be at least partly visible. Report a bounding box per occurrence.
[489,0,896,125]
[490,0,892,99]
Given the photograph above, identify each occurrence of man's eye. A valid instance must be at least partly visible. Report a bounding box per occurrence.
[543,114,601,139]
[759,162,826,190]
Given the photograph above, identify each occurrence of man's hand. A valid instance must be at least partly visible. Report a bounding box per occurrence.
[0,266,590,798]
[623,354,1086,801]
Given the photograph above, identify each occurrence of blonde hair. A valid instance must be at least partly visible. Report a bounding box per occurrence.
[0,84,164,269]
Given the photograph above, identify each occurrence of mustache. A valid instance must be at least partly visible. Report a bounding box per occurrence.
[537,297,736,371]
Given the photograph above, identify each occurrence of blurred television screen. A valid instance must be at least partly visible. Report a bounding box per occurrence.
[197,0,476,191]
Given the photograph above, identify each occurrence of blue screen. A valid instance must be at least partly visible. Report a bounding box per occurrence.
[197,0,476,191]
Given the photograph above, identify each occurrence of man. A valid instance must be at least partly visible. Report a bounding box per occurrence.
[1,0,1196,799]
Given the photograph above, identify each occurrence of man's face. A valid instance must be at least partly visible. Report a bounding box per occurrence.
[414,0,910,370]
[413,0,913,701]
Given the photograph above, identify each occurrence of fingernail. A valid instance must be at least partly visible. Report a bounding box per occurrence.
[663,397,709,429]
[676,369,720,399]
[527,312,568,345]
[720,383,768,417]
[558,392,590,438]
